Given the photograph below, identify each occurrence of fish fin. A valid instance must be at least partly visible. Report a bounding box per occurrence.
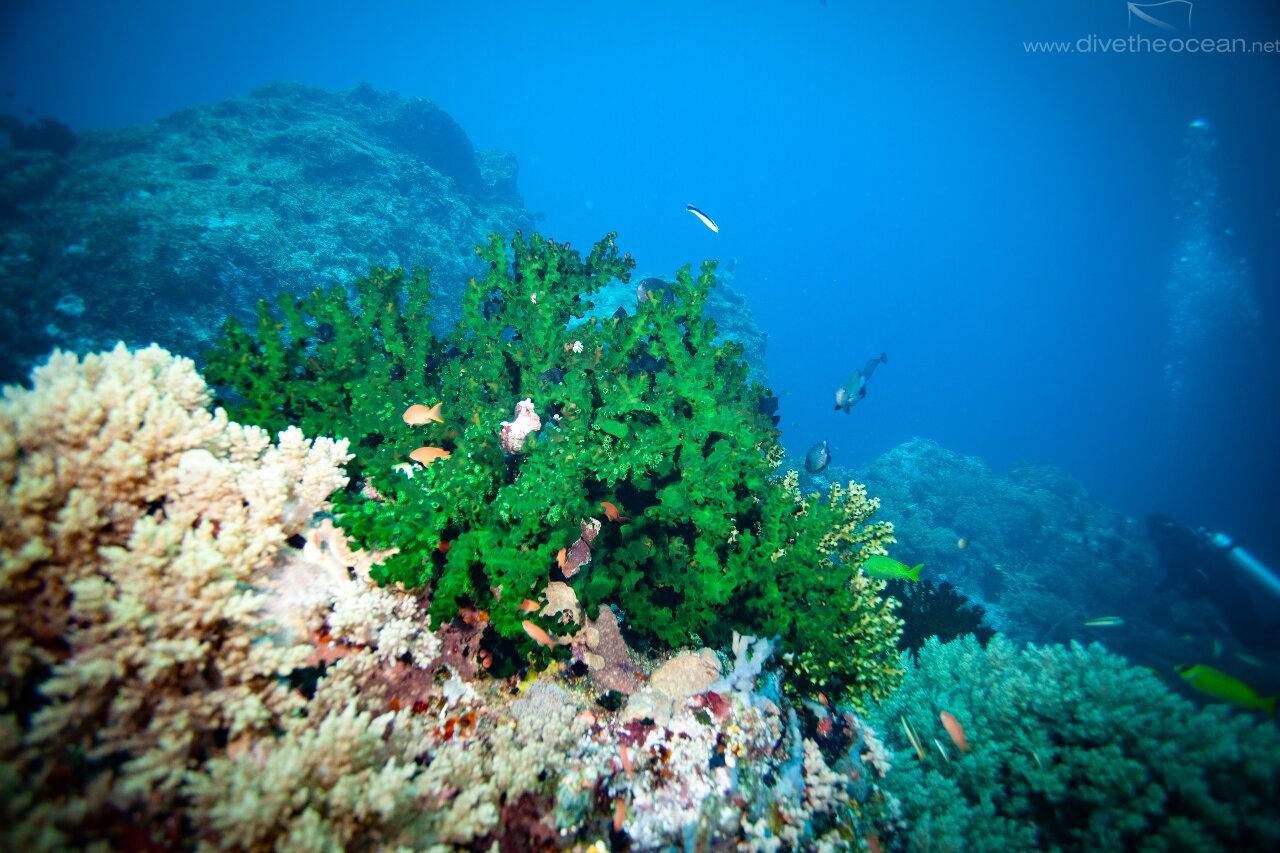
[880,352,888,364]
[909,564,923,581]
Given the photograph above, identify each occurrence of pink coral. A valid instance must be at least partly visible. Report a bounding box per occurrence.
[499,398,541,454]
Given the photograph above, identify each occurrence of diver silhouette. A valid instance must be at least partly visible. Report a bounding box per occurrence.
[1148,514,1280,647]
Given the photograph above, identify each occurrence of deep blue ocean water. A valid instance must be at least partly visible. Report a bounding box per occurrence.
[4,0,1278,564]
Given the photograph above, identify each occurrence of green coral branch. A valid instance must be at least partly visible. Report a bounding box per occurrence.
[204,231,903,702]
[873,635,1280,849]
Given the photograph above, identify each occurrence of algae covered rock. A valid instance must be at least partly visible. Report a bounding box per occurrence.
[0,82,533,381]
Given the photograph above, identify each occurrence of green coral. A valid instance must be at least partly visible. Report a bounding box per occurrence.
[204,231,901,703]
[873,635,1280,850]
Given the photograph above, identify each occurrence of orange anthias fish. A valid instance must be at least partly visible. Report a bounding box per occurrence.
[403,402,444,425]
[522,620,557,648]
[409,446,451,466]
[517,598,541,613]
[939,710,970,753]
[599,501,630,522]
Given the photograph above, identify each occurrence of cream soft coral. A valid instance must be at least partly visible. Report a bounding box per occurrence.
[0,343,351,827]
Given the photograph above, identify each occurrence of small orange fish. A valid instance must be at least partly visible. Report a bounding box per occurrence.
[556,547,567,572]
[940,710,970,753]
[409,446,450,466]
[456,708,478,739]
[459,608,489,627]
[518,598,541,613]
[522,620,557,647]
[402,402,444,425]
[599,501,629,522]
[437,539,451,554]
[613,797,626,833]
[619,743,634,777]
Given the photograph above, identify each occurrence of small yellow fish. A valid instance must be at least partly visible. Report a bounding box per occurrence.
[900,715,926,760]
[1083,616,1125,627]
[1176,664,1276,717]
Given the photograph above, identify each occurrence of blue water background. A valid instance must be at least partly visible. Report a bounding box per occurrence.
[4,1,1278,564]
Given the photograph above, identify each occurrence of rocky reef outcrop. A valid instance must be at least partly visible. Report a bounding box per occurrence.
[0,82,534,381]
[798,439,1169,658]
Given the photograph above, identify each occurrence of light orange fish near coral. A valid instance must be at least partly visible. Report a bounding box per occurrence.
[518,598,541,613]
[409,446,450,466]
[522,620,557,648]
[599,501,630,522]
[939,710,970,753]
[458,607,489,627]
[402,402,444,425]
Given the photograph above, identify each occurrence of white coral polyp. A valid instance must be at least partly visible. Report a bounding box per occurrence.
[498,398,541,455]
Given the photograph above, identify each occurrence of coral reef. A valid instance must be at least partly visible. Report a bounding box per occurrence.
[837,438,1159,650]
[0,82,533,381]
[0,338,898,848]
[206,231,902,705]
[872,634,1280,850]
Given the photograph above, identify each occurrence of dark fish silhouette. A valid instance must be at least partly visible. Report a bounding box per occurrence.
[636,277,675,306]
[835,352,888,413]
[805,440,831,474]
[627,352,663,375]
[757,394,781,427]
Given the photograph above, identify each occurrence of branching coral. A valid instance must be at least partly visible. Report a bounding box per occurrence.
[884,577,994,651]
[185,697,434,851]
[204,231,903,704]
[0,340,900,848]
[873,635,1280,850]
[0,344,350,844]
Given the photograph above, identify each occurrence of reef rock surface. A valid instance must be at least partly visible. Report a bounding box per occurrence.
[0,81,532,380]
